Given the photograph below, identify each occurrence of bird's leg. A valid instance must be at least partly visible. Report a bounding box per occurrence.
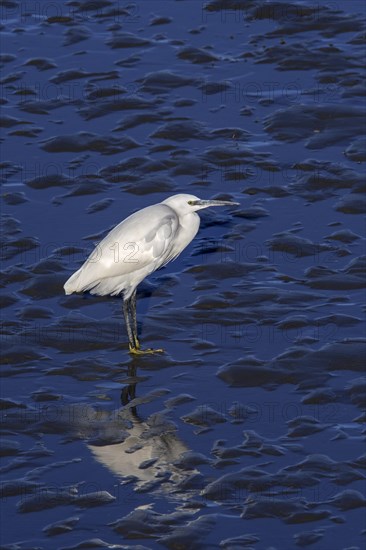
[129,289,140,350]
[122,298,136,351]
[125,291,164,355]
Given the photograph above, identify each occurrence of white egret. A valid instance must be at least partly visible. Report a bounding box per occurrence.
[64,194,239,354]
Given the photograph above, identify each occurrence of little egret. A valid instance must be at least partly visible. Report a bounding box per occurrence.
[64,194,239,354]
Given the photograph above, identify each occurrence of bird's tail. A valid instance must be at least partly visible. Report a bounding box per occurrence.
[64,268,84,295]
[64,266,106,295]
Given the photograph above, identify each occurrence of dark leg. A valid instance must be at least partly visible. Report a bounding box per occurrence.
[123,291,164,355]
[122,298,135,350]
[129,289,140,350]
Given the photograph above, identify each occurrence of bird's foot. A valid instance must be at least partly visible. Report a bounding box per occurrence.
[129,344,164,355]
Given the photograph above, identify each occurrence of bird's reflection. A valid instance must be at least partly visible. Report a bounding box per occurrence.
[120,364,138,413]
[88,363,197,495]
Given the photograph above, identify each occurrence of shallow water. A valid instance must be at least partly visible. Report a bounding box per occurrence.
[1,1,366,548]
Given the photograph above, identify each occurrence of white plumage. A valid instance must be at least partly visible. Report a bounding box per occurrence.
[65,203,181,298]
[64,193,238,354]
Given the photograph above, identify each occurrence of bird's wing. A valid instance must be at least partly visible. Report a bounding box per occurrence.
[79,204,180,281]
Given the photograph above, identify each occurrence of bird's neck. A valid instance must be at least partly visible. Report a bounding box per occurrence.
[177,211,200,247]
[180,211,200,228]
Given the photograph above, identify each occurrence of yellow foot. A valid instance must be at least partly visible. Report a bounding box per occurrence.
[129,344,164,355]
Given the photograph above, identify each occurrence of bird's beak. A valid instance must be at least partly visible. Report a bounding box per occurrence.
[191,199,239,208]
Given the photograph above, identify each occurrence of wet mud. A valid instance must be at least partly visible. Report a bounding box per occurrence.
[1,1,365,549]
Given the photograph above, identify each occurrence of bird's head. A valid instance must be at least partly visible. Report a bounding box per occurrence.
[162,194,239,215]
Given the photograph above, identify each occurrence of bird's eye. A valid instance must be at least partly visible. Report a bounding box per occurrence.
[187,200,194,205]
